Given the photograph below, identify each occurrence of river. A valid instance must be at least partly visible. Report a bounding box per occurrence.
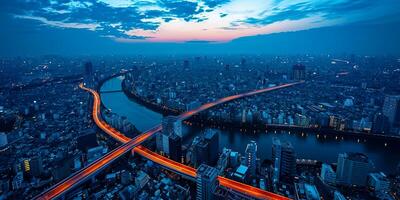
[101,76,400,174]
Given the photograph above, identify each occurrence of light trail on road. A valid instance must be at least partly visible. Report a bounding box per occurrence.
[36,81,301,200]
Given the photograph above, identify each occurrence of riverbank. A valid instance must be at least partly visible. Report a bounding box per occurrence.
[100,75,399,174]
[121,77,400,143]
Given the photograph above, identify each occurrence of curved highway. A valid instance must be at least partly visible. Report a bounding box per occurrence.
[36,81,302,200]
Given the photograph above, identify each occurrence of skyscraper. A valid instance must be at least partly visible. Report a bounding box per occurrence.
[292,64,306,80]
[272,137,296,182]
[162,115,182,137]
[193,129,219,167]
[157,115,182,155]
[204,129,219,165]
[196,164,219,200]
[372,112,390,134]
[83,61,94,87]
[244,141,257,176]
[168,134,182,162]
[336,152,371,186]
[30,156,43,177]
[272,137,282,185]
[382,95,400,127]
[320,163,336,185]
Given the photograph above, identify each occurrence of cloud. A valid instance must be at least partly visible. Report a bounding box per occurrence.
[14,14,99,31]
[4,0,214,39]
[2,0,400,42]
[242,0,376,26]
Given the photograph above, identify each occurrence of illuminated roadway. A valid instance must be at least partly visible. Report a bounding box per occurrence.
[36,81,302,200]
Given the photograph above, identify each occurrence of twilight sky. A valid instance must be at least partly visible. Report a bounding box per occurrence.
[1,0,400,55]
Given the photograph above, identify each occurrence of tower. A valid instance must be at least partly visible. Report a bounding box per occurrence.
[196,164,219,200]
[292,64,306,80]
[162,115,182,137]
[382,95,400,127]
[336,152,371,186]
[272,137,296,182]
[245,141,257,176]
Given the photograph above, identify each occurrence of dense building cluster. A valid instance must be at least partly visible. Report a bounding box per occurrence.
[124,55,400,135]
[0,55,399,200]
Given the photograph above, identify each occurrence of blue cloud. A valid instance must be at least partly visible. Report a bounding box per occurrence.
[243,0,377,26]
[2,0,222,39]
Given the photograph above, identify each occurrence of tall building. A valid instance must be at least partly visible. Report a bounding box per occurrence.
[244,141,257,176]
[368,172,390,193]
[196,164,219,200]
[272,137,296,182]
[372,112,390,134]
[382,95,400,127]
[320,163,336,185]
[204,129,219,165]
[30,156,43,177]
[168,134,182,162]
[272,137,282,185]
[336,152,371,186]
[83,61,94,87]
[295,183,320,200]
[194,140,209,167]
[193,130,219,167]
[157,115,182,155]
[162,115,182,137]
[292,64,306,80]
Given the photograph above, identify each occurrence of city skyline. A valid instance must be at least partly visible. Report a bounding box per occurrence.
[1,1,400,200]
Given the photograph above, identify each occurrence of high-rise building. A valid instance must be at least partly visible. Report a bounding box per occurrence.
[292,64,306,80]
[382,95,400,127]
[193,130,219,167]
[162,115,182,137]
[372,112,390,134]
[244,141,257,176]
[204,129,219,165]
[120,170,132,185]
[281,141,296,181]
[217,148,231,172]
[272,137,296,182]
[168,134,182,162]
[157,115,182,155]
[196,164,219,200]
[229,151,239,168]
[30,156,43,177]
[336,152,371,186]
[272,137,282,185]
[194,140,209,167]
[83,61,94,87]
[23,159,30,174]
[295,183,320,200]
[320,163,336,185]
[368,172,390,193]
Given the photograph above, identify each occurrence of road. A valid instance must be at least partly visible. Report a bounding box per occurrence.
[36,81,302,200]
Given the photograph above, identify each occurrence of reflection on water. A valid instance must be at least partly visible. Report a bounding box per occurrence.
[101,76,400,174]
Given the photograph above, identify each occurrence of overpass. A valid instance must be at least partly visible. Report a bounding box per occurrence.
[35,81,302,200]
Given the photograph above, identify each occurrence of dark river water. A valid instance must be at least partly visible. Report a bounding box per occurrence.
[101,76,400,174]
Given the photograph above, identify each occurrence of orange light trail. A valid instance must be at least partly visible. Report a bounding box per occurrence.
[36,82,301,200]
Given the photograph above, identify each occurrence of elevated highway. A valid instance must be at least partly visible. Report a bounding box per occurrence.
[36,81,302,200]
